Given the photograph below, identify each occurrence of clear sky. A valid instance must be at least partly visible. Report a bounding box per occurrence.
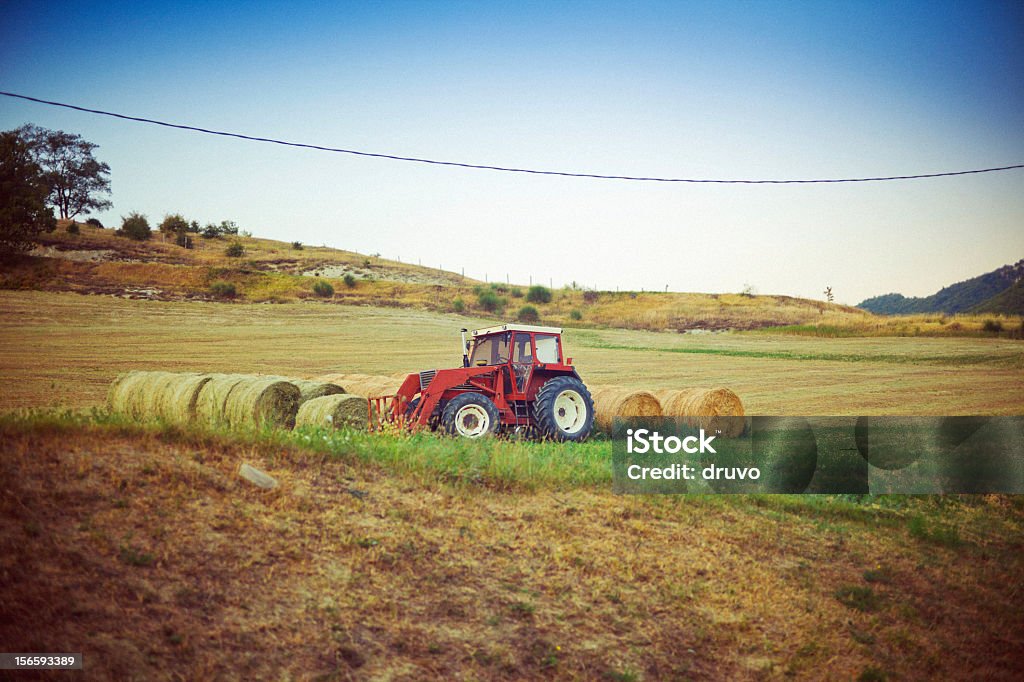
[2,0,1022,304]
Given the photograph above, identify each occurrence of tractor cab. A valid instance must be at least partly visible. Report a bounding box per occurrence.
[378,324,595,441]
[467,324,568,395]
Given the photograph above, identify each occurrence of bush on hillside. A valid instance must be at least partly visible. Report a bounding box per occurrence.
[526,285,552,304]
[118,212,151,241]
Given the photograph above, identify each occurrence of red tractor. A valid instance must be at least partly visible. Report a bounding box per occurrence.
[371,324,595,441]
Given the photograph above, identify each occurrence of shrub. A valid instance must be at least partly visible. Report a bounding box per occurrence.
[526,285,552,304]
[187,220,200,233]
[477,289,506,313]
[219,220,239,235]
[119,212,151,241]
[225,241,245,258]
[362,258,372,268]
[86,217,103,228]
[291,241,303,250]
[209,280,237,299]
[517,305,539,323]
[201,223,220,239]
[982,319,1003,333]
[312,280,334,298]
[159,213,189,233]
[494,283,509,294]
[343,273,357,288]
[583,290,599,303]
[453,297,465,313]
[510,287,523,298]
[66,222,79,234]
[175,232,193,249]
[570,309,582,321]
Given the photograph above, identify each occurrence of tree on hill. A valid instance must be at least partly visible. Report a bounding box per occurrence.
[159,213,190,233]
[118,212,151,241]
[16,124,112,220]
[0,130,57,257]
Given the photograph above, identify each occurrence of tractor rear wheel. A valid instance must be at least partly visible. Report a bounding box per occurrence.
[441,393,500,439]
[533,376,594,442]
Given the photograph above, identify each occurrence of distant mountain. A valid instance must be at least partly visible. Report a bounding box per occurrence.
[971,280,1024,315]
[858,259,1024,315]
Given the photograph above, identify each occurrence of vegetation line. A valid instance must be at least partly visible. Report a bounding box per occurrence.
[578,340,1018,366]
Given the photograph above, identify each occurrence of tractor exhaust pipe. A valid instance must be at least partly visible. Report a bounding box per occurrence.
[460,328,469,367]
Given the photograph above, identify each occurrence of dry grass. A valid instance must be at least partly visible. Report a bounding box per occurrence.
[1,418,1021,680]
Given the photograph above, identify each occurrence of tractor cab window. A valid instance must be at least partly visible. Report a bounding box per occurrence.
[512,333,533,364]
[535,334,560,364]
[470,334,509,366]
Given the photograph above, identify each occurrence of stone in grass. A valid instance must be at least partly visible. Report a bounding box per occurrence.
[239,463,278,490]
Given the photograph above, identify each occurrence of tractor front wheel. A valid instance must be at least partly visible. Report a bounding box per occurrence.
[441,393,500,439]
[533,376,594,442]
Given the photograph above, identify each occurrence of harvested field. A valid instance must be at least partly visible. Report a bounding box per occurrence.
[1,291,1022,415]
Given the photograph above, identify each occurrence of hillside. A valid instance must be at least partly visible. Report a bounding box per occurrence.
[2,220,873,333]
[971,280,1024,315]
[858,259,1024,315]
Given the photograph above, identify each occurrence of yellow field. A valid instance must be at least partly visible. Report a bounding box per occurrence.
[1,290,1021,415]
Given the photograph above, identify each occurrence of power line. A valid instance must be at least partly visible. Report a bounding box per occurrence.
[3,90,1023,184]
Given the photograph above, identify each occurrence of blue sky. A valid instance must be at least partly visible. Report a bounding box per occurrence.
[2,0,1022,303]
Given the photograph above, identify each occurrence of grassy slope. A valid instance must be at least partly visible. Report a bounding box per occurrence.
[2,415,1022,681]
[15,221,1022,337]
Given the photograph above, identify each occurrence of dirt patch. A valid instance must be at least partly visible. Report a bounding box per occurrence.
[300,263,466,286]
[29,246,118,262]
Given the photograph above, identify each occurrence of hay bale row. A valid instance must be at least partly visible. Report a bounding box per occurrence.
[196,374,300,429]
[107,371,212,425]
[317,373,402,398]
[590,387,663,432]
[296,394,369,429]
[264,377,346,403]
[654,388,746,437]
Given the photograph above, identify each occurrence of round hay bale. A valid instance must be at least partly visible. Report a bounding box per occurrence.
[108,371,157,419]
[292,379,345,403]
[158,373,213,424]
[264,377,345,404]
[223,377,301,429]
[195,374,253,426]
[296,394,369,429]
[591,388,662,433]
[107,371,213,424]
[654,388,745,438]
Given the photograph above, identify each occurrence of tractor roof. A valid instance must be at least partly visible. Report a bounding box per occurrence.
[472,324,563,337]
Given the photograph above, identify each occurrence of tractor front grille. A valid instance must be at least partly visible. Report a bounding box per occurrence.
[419,370,436,391]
